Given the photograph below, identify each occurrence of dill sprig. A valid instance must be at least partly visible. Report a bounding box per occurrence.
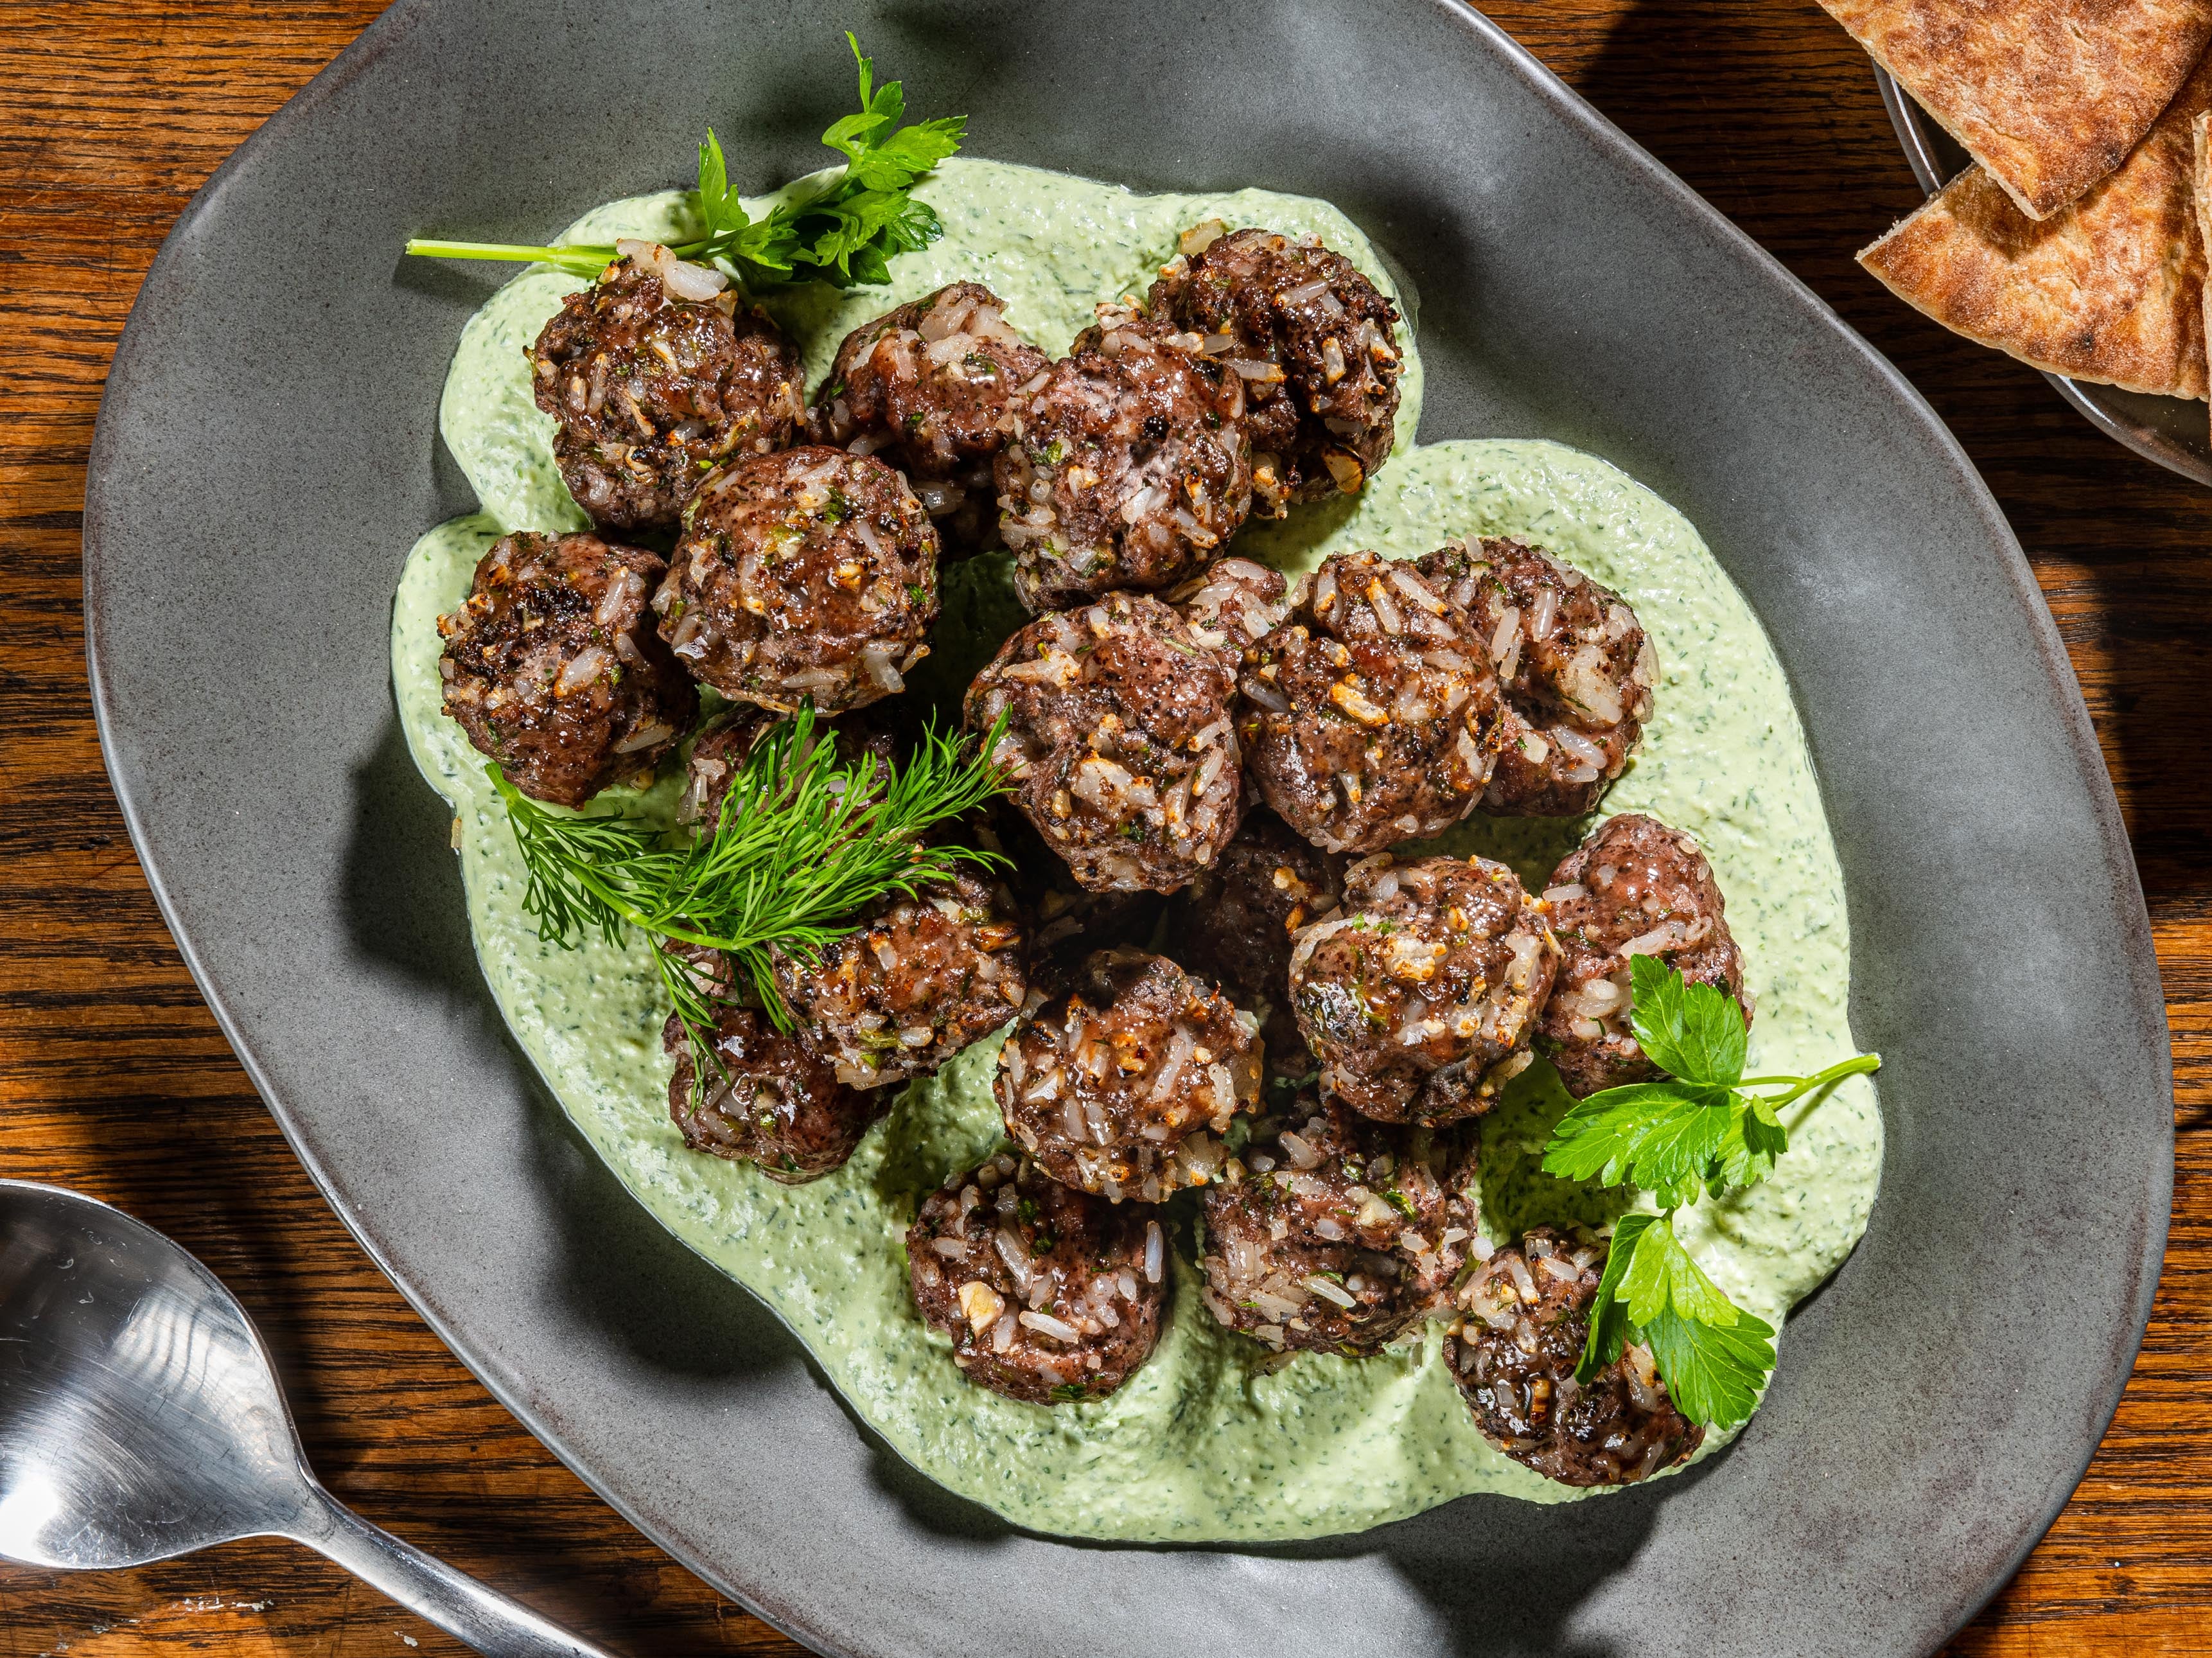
[405,35,964,290]
[488,707,1010,1089]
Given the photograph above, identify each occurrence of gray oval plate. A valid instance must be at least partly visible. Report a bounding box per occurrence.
[84,3,2172,1654]
[1873,65,2212,488]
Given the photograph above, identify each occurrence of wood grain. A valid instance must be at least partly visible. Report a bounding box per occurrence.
[0,2,2204,1653]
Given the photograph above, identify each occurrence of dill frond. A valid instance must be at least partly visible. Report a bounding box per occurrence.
[486,706,1010,1072]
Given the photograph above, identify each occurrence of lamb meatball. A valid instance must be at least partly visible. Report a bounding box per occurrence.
[1149,223,1403,510]
[655,447,940,714]
[530,243,805,533]
[1167,807,1342,1080]
[772,871,1028,1090]
[661,952,882,1183]
[965,592,1242,894]
[1536,814,1750,1098]
[1290,852,1559,1125]
[906,1148,1168,1404]
[674,704,901,831]
[1165,555,1294,671]
[1448,1226,1703,1486]
[1417,537,1658,816]
[1239,551,1508,854]
[437,530,696,807]
[1199,1095,1477,1354]
[812,282,1049,546]
[996,947,1263,1202]
[996,301,1252,610]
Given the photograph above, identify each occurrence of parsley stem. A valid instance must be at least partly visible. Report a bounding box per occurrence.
[1740,1052,1882,1106]
[403,237,615,275]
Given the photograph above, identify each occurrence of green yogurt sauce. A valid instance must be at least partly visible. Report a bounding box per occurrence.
[394,156,1880,1542]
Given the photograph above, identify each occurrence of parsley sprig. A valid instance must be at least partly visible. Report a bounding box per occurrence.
[405,35,964,290]
[1539,956,1880,1428]
[489,707,1009,1085]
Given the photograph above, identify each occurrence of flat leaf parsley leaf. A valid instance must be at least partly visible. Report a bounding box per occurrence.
[404,33,965,290]
[1542,955,1877,1206]
[1624,952,1744,1086]
[1576,1210,1775,1430]
[1540,957,1877,1428]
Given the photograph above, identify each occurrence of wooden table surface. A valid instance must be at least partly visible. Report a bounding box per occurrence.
[2,2,2206,1653]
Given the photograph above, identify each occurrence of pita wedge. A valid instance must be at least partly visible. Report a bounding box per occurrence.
[1820,1,2212,220]
[1859,51,2212,400]
[2197,112,2212,423]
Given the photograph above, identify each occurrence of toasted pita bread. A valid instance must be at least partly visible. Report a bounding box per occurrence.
[1820,0,2212,220]
[1859,52,2212,400]
[2197,112,2212,425]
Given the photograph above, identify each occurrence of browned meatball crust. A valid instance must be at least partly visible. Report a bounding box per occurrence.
[1167,807,1342,1080]
[1164,555,1294,671]
[1448,1226,1703,1486]
[906,1149,1168,1404]
[1149,223,1404,511]
[1536,814,1750,1098]
[1290,853,1559,1125]
[1199,1095,1477,1354]
[812,282,1049,547]
[771,871,1028,1091]
[1417,537,1659,817]
[437,531,696,807]
[965,593,1242,894]
[530,244,805,533]
[655,447,940,714]
[996,947,1263,1202]
[996,301,1253,609]
[661,953,882,1184]
[1239,551,1508,854]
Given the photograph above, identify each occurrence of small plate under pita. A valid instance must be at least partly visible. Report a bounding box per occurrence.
[1877,66,2212,487]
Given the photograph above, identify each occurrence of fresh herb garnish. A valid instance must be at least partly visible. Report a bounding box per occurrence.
[490,706,1010,1086]
[403,34,964,290]
[1538,956,1879,1428]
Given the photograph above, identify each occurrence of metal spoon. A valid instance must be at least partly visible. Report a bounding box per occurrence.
[0,1178,619,1657]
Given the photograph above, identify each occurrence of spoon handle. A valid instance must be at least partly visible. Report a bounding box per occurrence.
[291,1483,621,1658]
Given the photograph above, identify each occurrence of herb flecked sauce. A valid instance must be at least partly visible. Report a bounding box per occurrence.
[392,157,1880,1542]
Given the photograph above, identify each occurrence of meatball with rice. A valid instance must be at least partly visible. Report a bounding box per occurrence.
[1199,1094,1477,1354]
[1417,536,1658,817]
[1290,852,1558,1125]
[531,241,804,533]
[1240,551,1507,854]
[907,1148,1168,1404]
[437,529,696,807]
[772,871,1028,1091]
[1448,1226,1703,1486]
[966,592,1242,894]
[996,947,1263,1201]
[1149,222,1404,511]
[812,281,1049,549]
[661,949,884,1184]
[655,446,939,714]
[996,300,1252,609]
[1536,813,1750,1098]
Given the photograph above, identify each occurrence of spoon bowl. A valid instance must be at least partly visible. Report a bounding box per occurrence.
[0,1179,617,1658]
[0,1179,311,1567]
